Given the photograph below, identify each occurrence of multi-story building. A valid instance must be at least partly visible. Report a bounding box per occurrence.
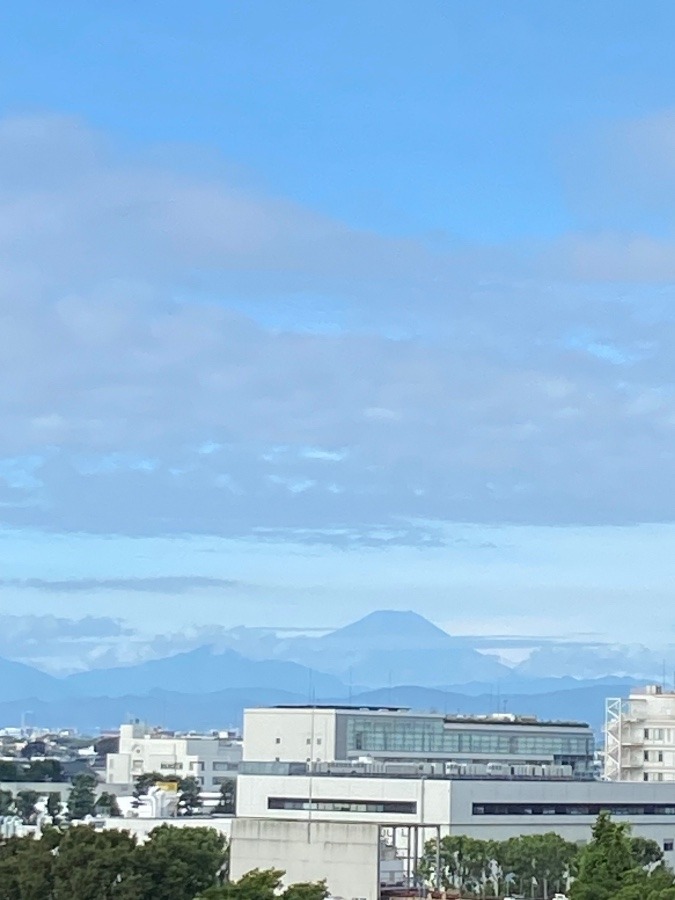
[606,684,675,782]
[243,705,595,776]
[106,723,241,789]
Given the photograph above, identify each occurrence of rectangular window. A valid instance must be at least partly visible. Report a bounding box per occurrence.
[645,729,651,739]
[268,797,417,815]
[473,802,675,816]
[659,752,664,763]
[645,751,650,761]
[665,840,674,852]
[275,737,281,744]
[160,762,183,770]
[645,773,650,781]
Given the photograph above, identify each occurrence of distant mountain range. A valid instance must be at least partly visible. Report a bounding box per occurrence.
[0,609,645,733]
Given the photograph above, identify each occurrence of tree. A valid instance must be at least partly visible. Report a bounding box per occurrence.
[282,880,330,900]
[213,779,236,815]
[52,825,139,900]
[177,776,203,816]
[20,741,46,760]
[68,772,97,820]
[46,792,62,824]
[203,868,284,900]
[14,790,39,824]
[502,833,578,899]
[419,834,493,893]
[0,789,13,816]
[570,812,675,900]
[96,791,122,817]
[25,759,64,782]
[132,771,163,798]
[0,761,20,781]
[134,824,227,900]
[95,736,120,757]
[199,869,329,900]
[420,832,578,898]
[0,832,60,900]
[631,836,665,868]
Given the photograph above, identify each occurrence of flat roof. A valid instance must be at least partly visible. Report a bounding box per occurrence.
[268,706,589,727]
[272,705,409,712]
[442,716,590,728]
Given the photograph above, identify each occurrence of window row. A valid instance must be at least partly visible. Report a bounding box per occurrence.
[268,797,417,815]
[347,721,592,757]
[473,803,675,816]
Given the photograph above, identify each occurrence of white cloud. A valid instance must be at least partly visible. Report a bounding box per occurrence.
[0,113,675,540]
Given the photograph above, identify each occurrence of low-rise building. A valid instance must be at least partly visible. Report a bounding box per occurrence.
[236,768,675,862]
[105,723,241,789]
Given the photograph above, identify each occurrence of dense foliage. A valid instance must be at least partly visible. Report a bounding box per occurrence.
[420,820,670,899]
[0,789,62,824]
[0,827,325,900]
[570,812,675,900]
[67,773,98,820]
[0,824,228,900]
[0,760,65,782]
[197,868,328,900]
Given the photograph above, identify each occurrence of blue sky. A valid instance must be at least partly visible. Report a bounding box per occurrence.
[1,1,675,665]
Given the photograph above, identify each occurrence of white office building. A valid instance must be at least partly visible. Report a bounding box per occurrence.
[106,723,241,789]
[229,768,675,900]
[606,685,675,782]
[243,705,595,776]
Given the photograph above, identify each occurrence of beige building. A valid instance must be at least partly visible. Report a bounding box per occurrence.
[243,705,595,776]
[605,685,675,783]
[106,722,241,788]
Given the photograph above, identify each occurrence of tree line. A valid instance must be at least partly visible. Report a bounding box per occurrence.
[0,771,236,825]
[0,825,327,900]
[0,761,65,783]
[420,813,675,899]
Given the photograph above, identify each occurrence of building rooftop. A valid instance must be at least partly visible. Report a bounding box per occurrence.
[442,715,590,728]
[268,705,589,728]
[272,705,409,712]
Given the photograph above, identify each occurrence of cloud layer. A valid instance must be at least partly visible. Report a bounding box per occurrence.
[0,576,239,593]
[1,114,675,542]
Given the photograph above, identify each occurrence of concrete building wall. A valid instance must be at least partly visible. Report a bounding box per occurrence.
[237,773,451,825]
[243,709,337,763]
[230,817,380,900]
[606,686,675,782]
[449,778,675,865]
[94,815,233,843]
[238,772,675,865]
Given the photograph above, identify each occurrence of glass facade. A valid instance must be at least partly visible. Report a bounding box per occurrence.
[344,715,594,771]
